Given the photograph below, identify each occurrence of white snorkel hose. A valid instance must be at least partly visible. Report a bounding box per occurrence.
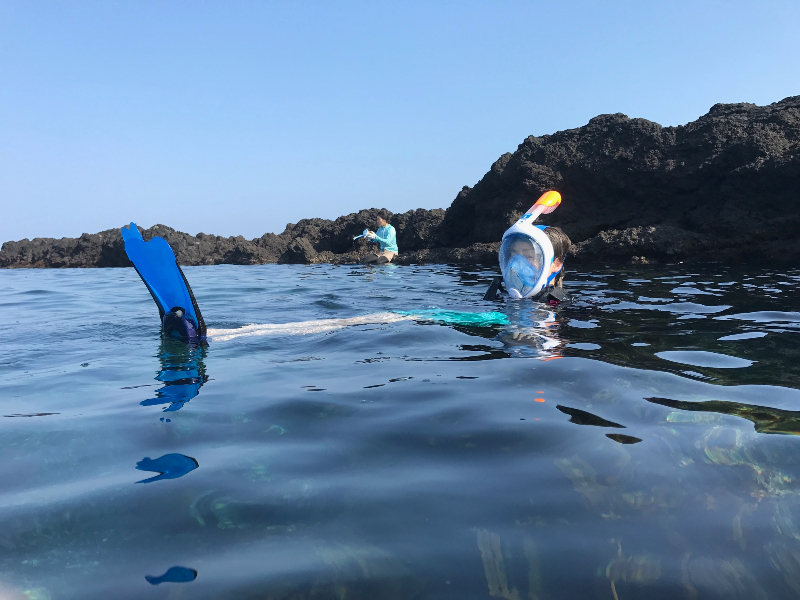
[499,191,563,299]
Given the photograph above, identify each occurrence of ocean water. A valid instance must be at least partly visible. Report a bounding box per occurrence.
[1,263,800,600]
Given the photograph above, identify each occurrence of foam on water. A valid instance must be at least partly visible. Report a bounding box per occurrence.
[207,312,412,341]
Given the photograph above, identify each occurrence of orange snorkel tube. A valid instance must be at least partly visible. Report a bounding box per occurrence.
[525,190,562,223]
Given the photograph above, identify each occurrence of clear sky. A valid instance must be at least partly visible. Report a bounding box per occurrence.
[1,1,798,244]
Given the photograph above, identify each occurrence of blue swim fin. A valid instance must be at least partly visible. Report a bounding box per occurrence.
[121,223,206,341]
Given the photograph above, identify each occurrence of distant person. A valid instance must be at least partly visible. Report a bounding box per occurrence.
[362,209,398,265]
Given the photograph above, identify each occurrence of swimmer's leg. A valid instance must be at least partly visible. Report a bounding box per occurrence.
[361,253,380,264]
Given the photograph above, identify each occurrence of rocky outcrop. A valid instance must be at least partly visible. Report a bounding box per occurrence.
[0,209,447,268]
[3,95,799,267]
[0,225,277,268]
[440,95,800,263]
[570,226,709,264]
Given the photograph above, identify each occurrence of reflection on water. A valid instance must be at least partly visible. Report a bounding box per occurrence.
[1,263,800,599]
[135,453,199,484]
[649,396,800,436]
[145,566,197,585]
[656,350,754,369]
[606,433,643,444]
[139,339,208,412]
[557,404,626,428]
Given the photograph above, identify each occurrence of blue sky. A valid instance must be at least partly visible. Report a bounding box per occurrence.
[1,1,799,243]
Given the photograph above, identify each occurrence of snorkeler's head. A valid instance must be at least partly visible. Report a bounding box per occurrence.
[543,227,571,263]
[499,223,572,298]
[543,227,571,287]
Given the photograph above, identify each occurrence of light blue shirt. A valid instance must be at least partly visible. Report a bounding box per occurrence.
[372,224,398,253]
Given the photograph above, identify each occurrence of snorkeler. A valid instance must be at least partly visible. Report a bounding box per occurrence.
[361,209,398,265]
[483,191,572,305]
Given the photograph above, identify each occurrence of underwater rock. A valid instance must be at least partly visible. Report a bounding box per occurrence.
[766,539,800,595]
[554,456,614,512]
[683,556,768,600]
[476,529,521,600]
[605,553,661,585]
[648,397,800,436]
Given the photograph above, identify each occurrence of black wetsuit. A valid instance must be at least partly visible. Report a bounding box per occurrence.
[483,276,572,305]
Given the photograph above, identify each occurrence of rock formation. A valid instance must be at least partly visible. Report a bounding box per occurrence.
[440,95,800,263]
[2,95,798,268]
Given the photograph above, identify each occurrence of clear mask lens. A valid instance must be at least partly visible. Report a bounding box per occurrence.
[499,234,545,297]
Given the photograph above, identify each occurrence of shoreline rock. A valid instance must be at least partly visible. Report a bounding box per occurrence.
[3,95,799,268]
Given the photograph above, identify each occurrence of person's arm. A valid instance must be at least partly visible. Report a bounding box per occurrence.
[373,226,396,247]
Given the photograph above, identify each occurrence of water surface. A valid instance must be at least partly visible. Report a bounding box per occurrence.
[1,263,800,599]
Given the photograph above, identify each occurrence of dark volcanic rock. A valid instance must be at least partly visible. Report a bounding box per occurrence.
[440,95,800,263]
[282,237,318,264]
[3,96,799,267]
[278,207,445,256]
[394,243,500,266]
[571,225,710,263]
[0,208,448,268]
[0,225,280,269]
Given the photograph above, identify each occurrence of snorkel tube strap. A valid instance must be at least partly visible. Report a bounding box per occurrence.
[546,261,563,285]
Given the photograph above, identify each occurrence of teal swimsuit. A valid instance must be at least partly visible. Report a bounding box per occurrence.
[372,225,398,253]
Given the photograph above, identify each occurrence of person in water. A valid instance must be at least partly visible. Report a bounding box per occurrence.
[484,225,572,304]
[362,209,398,264]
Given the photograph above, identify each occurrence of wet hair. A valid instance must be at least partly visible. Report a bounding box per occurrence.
[376,209,392,222]
[544,227,571,261]
[543,227,571,287]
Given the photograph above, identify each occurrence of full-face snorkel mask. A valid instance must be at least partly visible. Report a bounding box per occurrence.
[500,228,555,298]
[498,191,562,299]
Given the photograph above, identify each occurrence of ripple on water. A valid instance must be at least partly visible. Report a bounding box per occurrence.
[607,301,732,314]
[715,311,800,323]
[718,332,768,341]
[567,319,598,328]
[670,287,720,296]
[656,350,754,369]
[1,263,799,600]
